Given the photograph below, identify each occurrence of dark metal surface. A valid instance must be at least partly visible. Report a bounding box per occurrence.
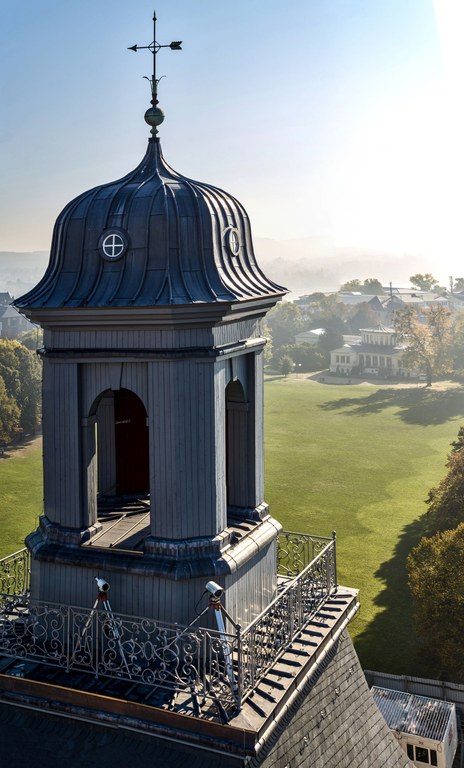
[15,139,285,310]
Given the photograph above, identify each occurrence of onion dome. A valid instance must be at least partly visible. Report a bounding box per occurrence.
[15,138,285,309]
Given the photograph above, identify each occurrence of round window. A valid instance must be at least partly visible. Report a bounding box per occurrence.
[99,230,128,260]
[226,227,240,257]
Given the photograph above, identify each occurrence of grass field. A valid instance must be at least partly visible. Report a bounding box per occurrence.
[1,378,463,677]
[0,438,42,557]
[264,376,464,676]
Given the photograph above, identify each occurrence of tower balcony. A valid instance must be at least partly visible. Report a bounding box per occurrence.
[0,532,358,733]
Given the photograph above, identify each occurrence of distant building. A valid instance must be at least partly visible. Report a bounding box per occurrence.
[294,327,326,345]
[0,292,33,339]
[329,325,413,377]
[372,687,458,768]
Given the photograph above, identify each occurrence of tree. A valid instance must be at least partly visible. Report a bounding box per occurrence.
[408,524,464,681]
[362,278,384,295]
[0,339,41,435]
[279,355,293,377]
[271,343,328,373]
[318,328,343,353]
[424,443,464,534]
[266,302,304,349]
[13,342,41,433]
[348,303,380,333]
[0,375,20,443]
[340,278,384,295]
[261,320,273,364]
[340,279,362,292]
[394,305,452,386]
[0,340,21,403]
[451,311,464,374]
[450,426,464,454]
[409,273,439,291]
[18,327,43,350]
[454,277,464,292]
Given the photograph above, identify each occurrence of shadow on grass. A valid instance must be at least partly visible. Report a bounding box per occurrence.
[264,375,288,383]
[320,387,464,425]
[0,435,39,461]
[353,516,432,675]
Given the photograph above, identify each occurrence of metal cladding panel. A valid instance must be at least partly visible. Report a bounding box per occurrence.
[252,350,265,505]
[224,351,264,509]
[224,540,277,627]
[213,317,262,346]
[45,327,216,350]
[28,558,270,628]
[42,361,81,527]
[15,139,285,311]
[149,359,224,539]
[97,395,116,496]
[80,363,148,417]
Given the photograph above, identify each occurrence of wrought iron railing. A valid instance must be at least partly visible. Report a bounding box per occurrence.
[0,532,337,712]
[0,594,238,709]
[0,548,30,596]
[239,533,337,700]
[277,530,335,578]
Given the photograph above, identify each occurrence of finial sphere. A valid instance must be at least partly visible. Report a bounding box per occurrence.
[144,105,165,134]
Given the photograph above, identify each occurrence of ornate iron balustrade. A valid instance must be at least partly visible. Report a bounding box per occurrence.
[0,594,238,709]
[0,548,30,596]
[0,533,337,712]
[277,530,334,578]
[239,533,337,700]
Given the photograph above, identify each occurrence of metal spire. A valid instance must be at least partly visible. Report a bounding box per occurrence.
[128,12,182,137]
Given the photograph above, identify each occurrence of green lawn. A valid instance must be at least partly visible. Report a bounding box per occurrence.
[0,439,43,558]
[1,379,463,677]
[264,377,464,676]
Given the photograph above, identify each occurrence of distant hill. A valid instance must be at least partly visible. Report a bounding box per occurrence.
[0,251,49,298]
[253,237,437,298]
[0,243,437,301]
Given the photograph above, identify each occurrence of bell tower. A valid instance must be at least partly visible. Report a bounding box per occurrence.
[3,15,415,768]
[15,16,285,626]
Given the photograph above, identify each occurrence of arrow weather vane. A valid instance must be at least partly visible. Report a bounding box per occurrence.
[128,12,182,136]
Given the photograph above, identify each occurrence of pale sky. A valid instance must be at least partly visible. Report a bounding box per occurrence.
[1,1,463,281]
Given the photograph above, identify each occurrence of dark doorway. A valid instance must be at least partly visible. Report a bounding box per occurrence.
[114,389,149,495]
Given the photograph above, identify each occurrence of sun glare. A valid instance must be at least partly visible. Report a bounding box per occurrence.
[332,1,464,273]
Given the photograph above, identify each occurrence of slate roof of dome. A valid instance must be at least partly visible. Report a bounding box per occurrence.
[15,139,285,310]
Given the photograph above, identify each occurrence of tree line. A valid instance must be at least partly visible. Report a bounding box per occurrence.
[408,427,464,682]
[0,333,42,444]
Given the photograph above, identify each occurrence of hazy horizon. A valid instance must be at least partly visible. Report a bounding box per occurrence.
[0,237,450,302]
[2,1,463,279]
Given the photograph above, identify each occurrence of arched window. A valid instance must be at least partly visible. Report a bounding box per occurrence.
[96,388,149,498]
[82,388,150,551]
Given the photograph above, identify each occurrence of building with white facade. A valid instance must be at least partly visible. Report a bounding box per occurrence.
[330,325,412,377]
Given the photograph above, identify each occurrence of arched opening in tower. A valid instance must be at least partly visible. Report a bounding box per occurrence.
[113,389,149,495]
[96,388,149,498]
[81,388,150,551]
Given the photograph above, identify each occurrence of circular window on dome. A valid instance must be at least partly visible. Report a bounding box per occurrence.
[99,229,128,261]
[224,227,240,258]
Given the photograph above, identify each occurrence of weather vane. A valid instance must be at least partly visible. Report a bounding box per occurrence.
[128,12,182,137]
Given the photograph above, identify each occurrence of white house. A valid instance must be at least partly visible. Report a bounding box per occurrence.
[329,325,412,377]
